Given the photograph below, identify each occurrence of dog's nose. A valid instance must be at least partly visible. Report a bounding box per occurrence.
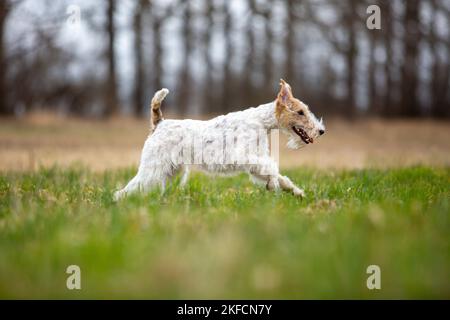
[319,129,325,136]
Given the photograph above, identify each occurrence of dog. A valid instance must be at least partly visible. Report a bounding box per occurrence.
[114,79,325,200]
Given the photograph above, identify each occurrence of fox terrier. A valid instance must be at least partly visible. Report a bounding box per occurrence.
[114,79,325,200]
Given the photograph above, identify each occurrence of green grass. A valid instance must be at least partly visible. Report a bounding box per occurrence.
[0,166,449,299]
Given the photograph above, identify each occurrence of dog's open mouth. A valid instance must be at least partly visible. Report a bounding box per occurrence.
[292,126,313,144]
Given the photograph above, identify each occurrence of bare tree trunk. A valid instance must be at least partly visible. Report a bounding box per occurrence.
[436,60,450,117]
[0,1,11,116]
[151,6,163,94]
[400,0,420,117]
[104,0,118,116]
[381,1,393,116]
[176,2,192,116]
[367,22,378,114]
[202,0,214,113]
[430,0,450,118]
[262,0,273,98]
[345,0,358,116]
[243,0,256,107]
[285,0,296,86]
[222,0,232,112]
[133,0,145,117]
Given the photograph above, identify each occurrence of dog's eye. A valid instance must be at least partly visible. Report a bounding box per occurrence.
[297,110,304,116]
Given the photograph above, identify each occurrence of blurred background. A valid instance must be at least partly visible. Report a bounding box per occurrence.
[0,0,449,171]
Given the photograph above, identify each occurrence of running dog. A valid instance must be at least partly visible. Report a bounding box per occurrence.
[114,79,325,200]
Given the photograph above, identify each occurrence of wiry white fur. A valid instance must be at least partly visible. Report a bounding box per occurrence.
[114,96,324,201]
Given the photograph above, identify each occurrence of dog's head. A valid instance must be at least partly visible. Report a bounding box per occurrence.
[275,79,325,149]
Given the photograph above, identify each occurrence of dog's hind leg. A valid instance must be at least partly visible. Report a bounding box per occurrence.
[113,174,142,201]
[179,166,190,188]
[114,165,175,200]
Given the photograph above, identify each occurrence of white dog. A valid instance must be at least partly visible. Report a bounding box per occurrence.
[114,79,325,200]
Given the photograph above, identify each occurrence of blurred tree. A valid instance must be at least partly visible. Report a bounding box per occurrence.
[222,0,232,112]
[176,1,192,116]
[366,0,381,114]
[381,0,394,116]
[133,0,145,117]
[150,0,167,96]
[367,29,377,114]
[104,0,118,117]
[134,0,171,116]
[344,0,358,116]
[0,0,11,115]
[400,0,420,117]
[243,0,256,107]
[304,0,359,115]
[1,0,449,119]
[430,0,450,117]
[285,0,297,88]
[262,0,273,99]
[201,0,215,113]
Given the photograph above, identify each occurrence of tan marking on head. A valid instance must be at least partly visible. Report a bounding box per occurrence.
[274,79,323,146]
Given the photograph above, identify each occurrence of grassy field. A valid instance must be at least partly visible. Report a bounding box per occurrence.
[0,165,449,299]
[1,116,449,171]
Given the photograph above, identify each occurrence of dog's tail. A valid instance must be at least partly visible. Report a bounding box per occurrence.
[150,88,169,132]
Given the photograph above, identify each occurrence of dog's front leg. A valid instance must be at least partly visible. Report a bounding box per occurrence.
[249,158,281,192]
[249,158,305,197]
[278,175,305,197]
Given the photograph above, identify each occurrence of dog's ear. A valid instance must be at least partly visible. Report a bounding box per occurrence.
[277,79,293,105]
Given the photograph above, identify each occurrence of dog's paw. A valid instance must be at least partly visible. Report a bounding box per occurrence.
[293,187,305,198]
[113,190,124,202]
